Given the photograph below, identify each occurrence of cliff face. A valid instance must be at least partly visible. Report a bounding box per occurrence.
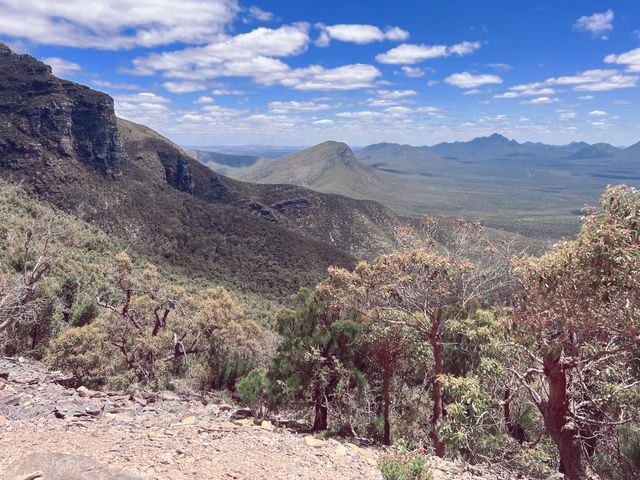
[0,42,126,176]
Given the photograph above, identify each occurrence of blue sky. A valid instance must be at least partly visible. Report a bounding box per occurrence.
[1,0,639,146]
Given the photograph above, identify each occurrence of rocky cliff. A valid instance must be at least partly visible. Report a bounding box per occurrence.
[0,42,126,176]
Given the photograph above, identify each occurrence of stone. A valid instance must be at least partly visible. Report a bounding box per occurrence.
[304,436,327,448]
[76,386,91,398]
[4,452,143,480]
[232,418,253,427]
[180,414,197,425]
[260,420,274,431]
[335,445,348,456]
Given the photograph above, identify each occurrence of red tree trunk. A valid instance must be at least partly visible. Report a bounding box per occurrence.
[541,354,601,480]
[429,317,446,457]
[313,392,328,431]
[382,361,392,445]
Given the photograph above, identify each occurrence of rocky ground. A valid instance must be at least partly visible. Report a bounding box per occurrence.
[0,358,534,480]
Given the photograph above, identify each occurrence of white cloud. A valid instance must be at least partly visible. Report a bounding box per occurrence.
[0,0,239,49]
[559,111,577,120]
[605,47,640,73]
[487,63,512,71]
[276,64,382,91]
[131,24,310,77]
[316,23,409,46]
[589,110,607,116]
[376,89,417,99]
[525,96,559,105]
[312,119,334,125]
[384,27,410,41]
[93,79,141,91]
[494,86,556,99]
[494,91,519,99]
[194,96,214,104]
[212,89,245,95]
[499,69,638,96]
[445,72,502,89]
[401,66,424,77]
[376,41,480,64]
[578,95,594,100]
[268,100,332,113]
[43,57,81,76]
[129,24,380,91]
[245,6,274,22]
[163,81,207,93]
[573,10,614,39]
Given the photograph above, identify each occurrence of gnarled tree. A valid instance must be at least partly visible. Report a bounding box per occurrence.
[514,186,640,480]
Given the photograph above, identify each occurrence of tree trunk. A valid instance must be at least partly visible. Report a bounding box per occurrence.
[429,316,446,457]
[541,353,601,480]
[382,361,391,445]
[313,392,328,431]
[504,388,527,444]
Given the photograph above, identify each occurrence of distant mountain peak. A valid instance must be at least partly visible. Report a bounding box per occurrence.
[473,133,518,145]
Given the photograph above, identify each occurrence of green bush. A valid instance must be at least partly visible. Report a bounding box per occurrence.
[379,448,432,480]
[46,319,119,388]
[236,368,271,419]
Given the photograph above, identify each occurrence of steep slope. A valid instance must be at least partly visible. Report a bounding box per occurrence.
[233,141,383,198]
[119,120,404,259]
[0,43,403,297]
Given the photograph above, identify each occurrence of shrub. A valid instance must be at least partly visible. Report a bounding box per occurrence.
[236,368,271,419]
[46,319,119,388]
[379,448,432,480]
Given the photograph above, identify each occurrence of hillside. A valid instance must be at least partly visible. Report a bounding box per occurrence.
[0,43,404,298]
[233,141,384,199]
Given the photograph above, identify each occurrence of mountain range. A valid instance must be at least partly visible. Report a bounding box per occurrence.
[218,133,638,241]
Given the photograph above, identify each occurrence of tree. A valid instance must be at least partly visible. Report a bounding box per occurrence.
[514,186,640,480]
[0,213,63,335]
[270,288,362,432]
[361,322,415,445]
[321,219,513,457]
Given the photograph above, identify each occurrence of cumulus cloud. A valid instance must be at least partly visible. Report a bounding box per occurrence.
[525,96,559,105]
[194,96,214,104]
[93,79,141,91]
[128,24,382,91]
[0,0,239,49]
[444,72,502,89]
[212,89,245,95]
[495,69,638,99]
[573,10,614,39]
[268,100,332,113]
[125,24,383,91]
[163,81,207,93]
[376,89,417,99]
[376,41,480,64]
[589,110,607,116]
[401,66,425,77]
[315,23,409,46]
[245,6,274,22]
[43,57,81,76]
[605,47,640,73]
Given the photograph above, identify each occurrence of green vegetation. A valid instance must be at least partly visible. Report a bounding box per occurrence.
[1,179,639,480]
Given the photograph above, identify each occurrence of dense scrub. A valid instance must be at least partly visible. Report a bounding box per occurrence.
[1,182,639,480]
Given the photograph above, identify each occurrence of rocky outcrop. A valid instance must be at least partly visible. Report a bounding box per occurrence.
[0,42,126,176]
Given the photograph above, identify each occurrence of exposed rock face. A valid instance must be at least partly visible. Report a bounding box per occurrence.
[0,42,126,176]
